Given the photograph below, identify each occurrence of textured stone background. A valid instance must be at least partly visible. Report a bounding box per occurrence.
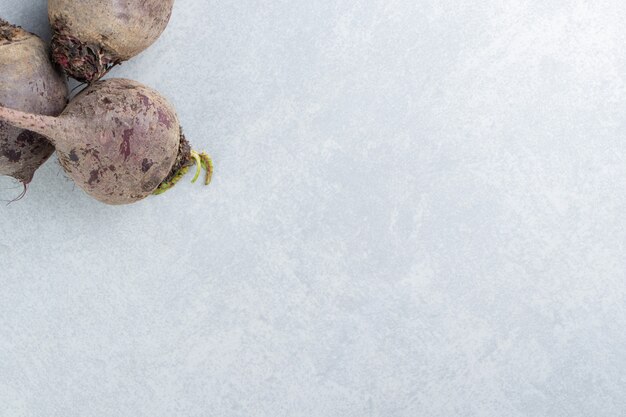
[1,1,626,416]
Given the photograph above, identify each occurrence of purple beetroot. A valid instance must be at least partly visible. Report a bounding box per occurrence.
[49,0,175,83]
[0,18,68,186]
[0,78,212,205]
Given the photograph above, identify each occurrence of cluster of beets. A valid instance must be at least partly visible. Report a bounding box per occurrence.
[0,0,212,205]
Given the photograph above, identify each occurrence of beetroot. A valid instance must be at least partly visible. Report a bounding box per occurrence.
[0,78,212,205]
[0,19,68,185]
[49,0,175,83]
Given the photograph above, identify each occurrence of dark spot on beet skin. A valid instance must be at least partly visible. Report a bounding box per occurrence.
[69,149,79,162]
[102,97,112,104]
[88,170,100,186]
[141,158,154,173]
[157,109,172,128]
[109,165,116,172]
[3,149,22,162]
[83,148,101,162]
[120,129,133,161]
[137,93,152,108]
[16,130,37,146]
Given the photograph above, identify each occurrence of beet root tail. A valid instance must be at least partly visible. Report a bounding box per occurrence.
[0,105,65,146]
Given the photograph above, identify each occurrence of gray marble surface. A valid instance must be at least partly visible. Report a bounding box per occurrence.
[1,1,626,416]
